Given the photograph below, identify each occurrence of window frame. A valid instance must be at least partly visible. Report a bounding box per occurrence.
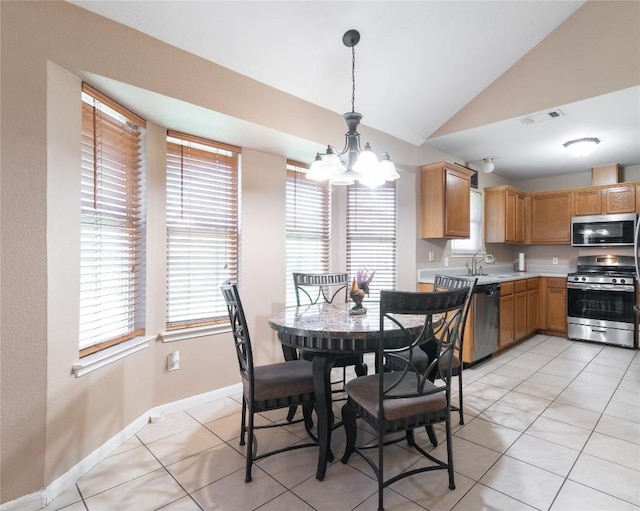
[285,161,331,306]
[164,130,241,334]
[79,84,146,358]
[346,181,397,302]
[450,190,483,256]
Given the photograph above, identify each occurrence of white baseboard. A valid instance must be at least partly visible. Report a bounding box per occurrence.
[0,383,242,511]
[0,492,45,511]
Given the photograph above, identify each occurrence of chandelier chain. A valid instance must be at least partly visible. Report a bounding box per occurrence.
[351,44,356,113]
[306,29,398,186]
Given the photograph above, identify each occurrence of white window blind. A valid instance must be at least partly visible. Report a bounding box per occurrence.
[166,131,240,330]
[346,181,397,302]
[285,162,331,305]
[451,190,482,255]
[80,84,146,356]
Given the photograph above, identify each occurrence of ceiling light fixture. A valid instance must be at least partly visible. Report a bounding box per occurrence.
[307,29,399,187]
[563,137,601,157]
[482,157,495,173]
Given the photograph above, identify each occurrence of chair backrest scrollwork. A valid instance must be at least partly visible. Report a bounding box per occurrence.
[293,272,349,305]
[379,288,469,399]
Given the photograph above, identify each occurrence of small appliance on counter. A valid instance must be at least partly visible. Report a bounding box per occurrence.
[515,253,526,272]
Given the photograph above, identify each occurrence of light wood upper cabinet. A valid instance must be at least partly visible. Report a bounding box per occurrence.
[602,186,636,214]
[530,191,572,244]
[572,189,602,216]
[572,183,637,216]
[420,162,474,239]
[485,186,526,243]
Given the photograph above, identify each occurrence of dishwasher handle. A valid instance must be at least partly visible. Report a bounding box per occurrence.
[476,283,500,296]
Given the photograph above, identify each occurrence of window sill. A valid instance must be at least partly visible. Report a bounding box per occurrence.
[159,323,230,343]
[72,336,152,377]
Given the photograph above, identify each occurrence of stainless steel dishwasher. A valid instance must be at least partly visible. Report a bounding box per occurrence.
[469,282,500,364]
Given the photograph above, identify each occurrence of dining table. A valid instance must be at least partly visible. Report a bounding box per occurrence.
[268,301,429,481]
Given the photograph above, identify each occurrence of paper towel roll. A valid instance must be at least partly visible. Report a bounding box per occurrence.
[518,253,526,272]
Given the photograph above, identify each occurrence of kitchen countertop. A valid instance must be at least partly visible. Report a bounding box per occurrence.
[418,264,574,285]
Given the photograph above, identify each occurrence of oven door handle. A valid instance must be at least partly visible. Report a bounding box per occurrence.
[567,282,635,292]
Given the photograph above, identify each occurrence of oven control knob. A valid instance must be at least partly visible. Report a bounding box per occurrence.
[581,277,586,281]
[621,279,625,284]
[612,279,617,283]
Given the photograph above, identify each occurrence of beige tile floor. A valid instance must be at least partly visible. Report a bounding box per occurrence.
[43,335,640,511]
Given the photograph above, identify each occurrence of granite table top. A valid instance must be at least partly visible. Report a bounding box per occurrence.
[268,302,430,353]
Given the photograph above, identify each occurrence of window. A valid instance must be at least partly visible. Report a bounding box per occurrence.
[346,182,397,302]
[451,190,482,255]
[79,84,146,356]
[285,161,331,305]
[165,131,240,330]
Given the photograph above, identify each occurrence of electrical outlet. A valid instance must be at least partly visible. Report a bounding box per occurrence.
[444,257,449,267]
[428,250,435,262]
[552,257,559,265]
[167,351,180,371]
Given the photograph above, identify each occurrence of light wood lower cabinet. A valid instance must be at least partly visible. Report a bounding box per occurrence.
[419,276,563,358]
[514,280,527,340]
[539,277,567,335]
[526,278,539,335]
[499,279,535,349]
[499,282,515,348]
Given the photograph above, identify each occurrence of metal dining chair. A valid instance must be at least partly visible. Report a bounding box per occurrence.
[285,272,368,421]
[385,274,477,427]
[293,272,368,381]
[220,281,318,482]
[341,288,469,511]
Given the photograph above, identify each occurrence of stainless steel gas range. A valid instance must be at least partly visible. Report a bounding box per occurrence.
[567,255,637,349]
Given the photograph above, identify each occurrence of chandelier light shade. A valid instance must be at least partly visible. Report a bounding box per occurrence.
[307,29,399,187]
[482,157,495,173]
[563,137,601,157]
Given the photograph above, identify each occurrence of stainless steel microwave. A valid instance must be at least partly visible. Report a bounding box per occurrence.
[571,213,637,247]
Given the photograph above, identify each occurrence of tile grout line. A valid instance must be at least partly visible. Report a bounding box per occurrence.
[137,436,205,511]
[477,337,639,510]
[454,337,602,510]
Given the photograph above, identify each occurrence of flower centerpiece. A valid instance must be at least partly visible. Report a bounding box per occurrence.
[349,268,375,315]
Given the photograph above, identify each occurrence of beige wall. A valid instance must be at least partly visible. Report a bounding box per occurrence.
[0,1,422,505]
[2,0,637,506]
[433,0,640,136]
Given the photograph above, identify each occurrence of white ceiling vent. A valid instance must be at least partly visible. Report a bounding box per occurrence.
[519,109,565,125]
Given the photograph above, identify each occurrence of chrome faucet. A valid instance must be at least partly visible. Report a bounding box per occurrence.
[468,250,496,276]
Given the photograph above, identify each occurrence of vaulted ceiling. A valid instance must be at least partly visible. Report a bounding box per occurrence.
[69,1,640,181]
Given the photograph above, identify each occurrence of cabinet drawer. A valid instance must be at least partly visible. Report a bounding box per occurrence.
[514,280,527,293]
[500,281,514,295]
[546,277,566,289]
[527,278,539,290]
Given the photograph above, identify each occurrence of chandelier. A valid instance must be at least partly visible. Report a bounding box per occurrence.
[307,29,399,187]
